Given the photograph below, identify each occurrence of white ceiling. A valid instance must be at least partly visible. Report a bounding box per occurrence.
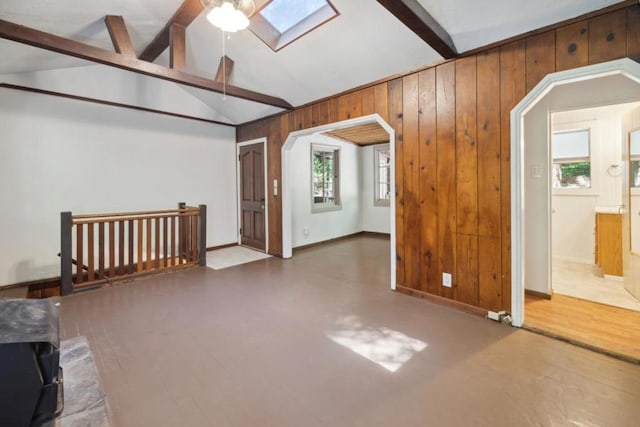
[417,0,622,52]
[0,0,627,125]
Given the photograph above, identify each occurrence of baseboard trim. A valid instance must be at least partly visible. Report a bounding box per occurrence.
[1,276,61,298]
[604,274,624,282]
[525,289,553,300]
[361,231,391,239]
[207,243,238,252]
[293,231,391,252]
[552,255,593,265]
[396,286,489,318]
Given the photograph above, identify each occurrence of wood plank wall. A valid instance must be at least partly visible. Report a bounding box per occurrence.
[237,4,640,312]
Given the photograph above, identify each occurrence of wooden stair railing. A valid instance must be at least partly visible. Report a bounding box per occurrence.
[60,203,206,295]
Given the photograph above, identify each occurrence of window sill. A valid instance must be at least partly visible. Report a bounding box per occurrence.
[552,189,598,197]
[312,205,342,214]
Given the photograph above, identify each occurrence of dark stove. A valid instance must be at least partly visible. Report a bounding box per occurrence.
[0,299,63,427]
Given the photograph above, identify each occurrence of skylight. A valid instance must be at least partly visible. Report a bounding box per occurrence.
[260,0,328,33]
[249,0,339,51]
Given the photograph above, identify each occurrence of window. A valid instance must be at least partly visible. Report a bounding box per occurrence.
[630,129,640,188]
[552,129,591,189]
[249,0,338,51]
[311,144,340,211]
[374,144,391,206]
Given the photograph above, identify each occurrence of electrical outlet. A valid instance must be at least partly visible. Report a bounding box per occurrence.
[303,227,309,237]
[442,272,452,288]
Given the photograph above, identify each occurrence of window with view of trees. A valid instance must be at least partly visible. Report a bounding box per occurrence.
[311,144,340,211]
[552,129,591,189]
[374,145,391,206]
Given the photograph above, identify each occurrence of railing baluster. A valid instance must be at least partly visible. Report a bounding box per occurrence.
[191,214,198,264]
[118,220,125,275]
[128,220,134,274]
[155,217,160,269]
[146,217,152,270]
[88,223,95,282]
[76,223,84,284]
[109,222,116,278]
[137,219,143,272]
[98,222,105,279]
[170,215,176,267]
[163,216,168,268]
[178,214,184,265]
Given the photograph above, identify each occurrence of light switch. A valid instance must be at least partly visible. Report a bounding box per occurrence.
[531,164,544,178]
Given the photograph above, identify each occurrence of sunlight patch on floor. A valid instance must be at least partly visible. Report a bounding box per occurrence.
[326,315,427,372]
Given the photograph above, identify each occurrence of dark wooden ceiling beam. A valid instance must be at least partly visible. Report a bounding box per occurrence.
[170,23,186,70]
[139,0,203,63]
[0,19,292,109]
[215,55,234,83]
[0,83,235,127]
[376,0,457,59]
[104,15,136,57]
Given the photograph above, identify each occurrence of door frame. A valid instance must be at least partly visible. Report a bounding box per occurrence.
[280,114,397,291]
[511,58,640,327]
[236,138,269,253]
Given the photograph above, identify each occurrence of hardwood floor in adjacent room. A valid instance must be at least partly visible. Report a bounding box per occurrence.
[525,293,640,362]
[57,236,640,426]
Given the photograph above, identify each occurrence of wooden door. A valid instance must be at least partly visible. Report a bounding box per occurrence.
[239,143,266,250]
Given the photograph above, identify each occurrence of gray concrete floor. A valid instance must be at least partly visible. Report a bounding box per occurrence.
[57,236,640,426]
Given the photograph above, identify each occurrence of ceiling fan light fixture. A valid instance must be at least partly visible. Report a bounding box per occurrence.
[202,0,255,32]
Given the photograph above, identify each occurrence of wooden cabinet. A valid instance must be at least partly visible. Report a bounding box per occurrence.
[595,213,623,277]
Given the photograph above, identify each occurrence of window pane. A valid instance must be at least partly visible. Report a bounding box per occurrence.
[631,130,640,156]
[552,130,589,160]
[260,0,327,33]
[378,149,391,167]
[374,146,391,204]
[312,146,339,208]
[631,160,640,188]
[552,161,591,188]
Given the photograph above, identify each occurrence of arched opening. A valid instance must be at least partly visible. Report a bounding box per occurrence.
[281,114,397,290]
[511,58,640,327]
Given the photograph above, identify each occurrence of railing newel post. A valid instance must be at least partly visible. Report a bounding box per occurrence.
[198,204,207,267]
[60,211,73,295]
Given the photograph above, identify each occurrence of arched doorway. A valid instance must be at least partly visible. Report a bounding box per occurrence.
[511,58,640,327]
[281,114,397,290]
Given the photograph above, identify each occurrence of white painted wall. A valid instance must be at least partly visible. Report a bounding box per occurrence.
[0,88,237,286]
[523,100,551,293]
[551,111,625,264]
[291,134,361,247]
[360,144,390,234]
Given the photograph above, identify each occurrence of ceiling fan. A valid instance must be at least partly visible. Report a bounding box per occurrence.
[200,0,257,32]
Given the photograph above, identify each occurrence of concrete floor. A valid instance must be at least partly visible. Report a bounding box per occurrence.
[57,236,640,426]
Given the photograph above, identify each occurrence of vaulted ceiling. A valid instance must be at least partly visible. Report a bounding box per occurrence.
[0,0,624,125]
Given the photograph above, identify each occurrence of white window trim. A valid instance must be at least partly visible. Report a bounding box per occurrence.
[311,143,341,213]
[373,144,391,207]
